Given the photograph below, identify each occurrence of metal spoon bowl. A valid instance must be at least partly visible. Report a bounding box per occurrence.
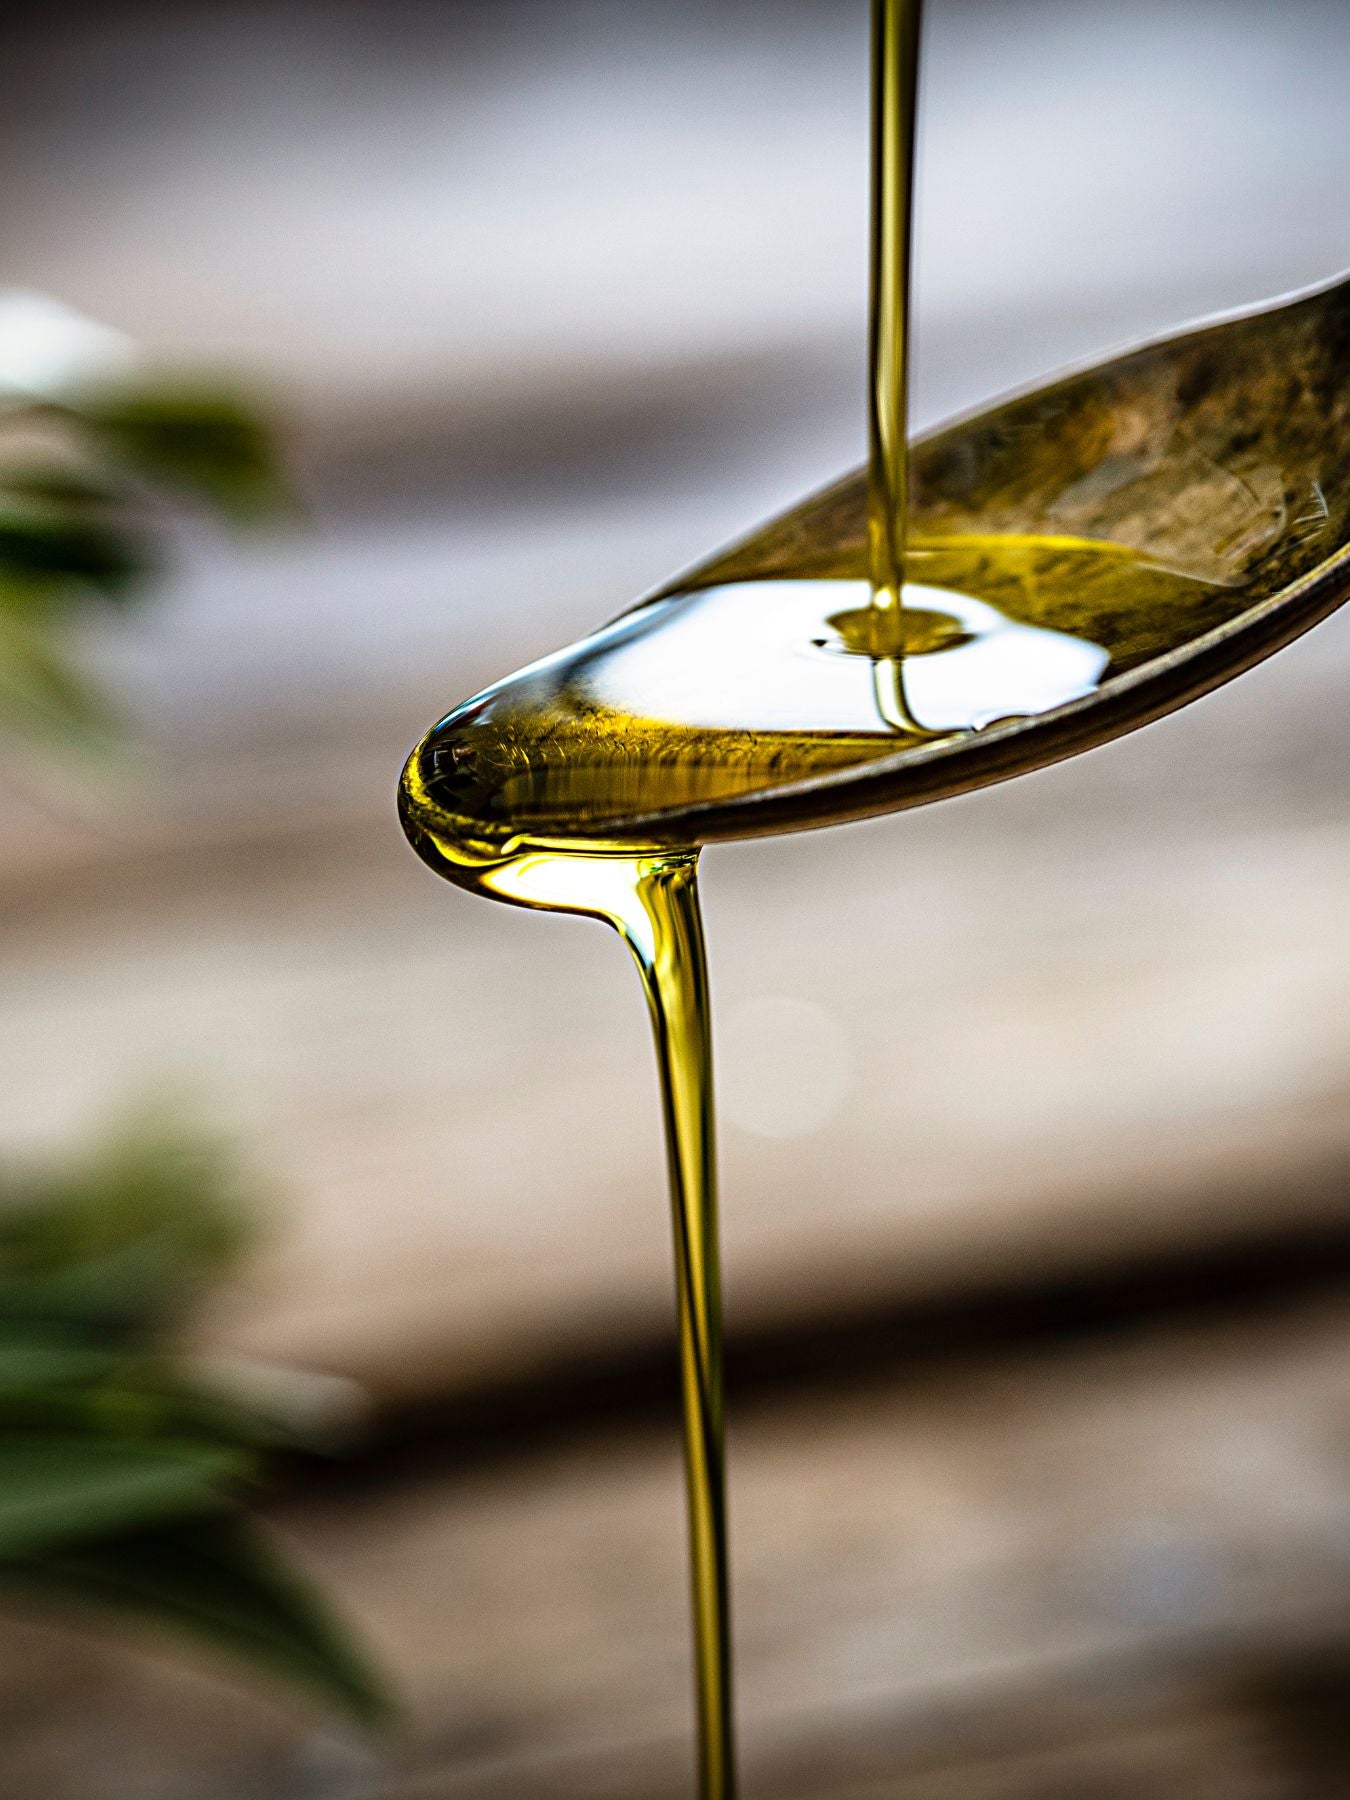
[589,271,1350,843]
[401,273,1350,855]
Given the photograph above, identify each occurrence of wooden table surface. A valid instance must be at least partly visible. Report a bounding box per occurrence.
[3,5,1350,1793]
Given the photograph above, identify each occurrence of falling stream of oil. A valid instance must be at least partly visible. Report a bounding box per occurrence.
[404,13,926,1791]
[397,2,1249,1794]
[431,842,732,1793]
[866,0,924,731]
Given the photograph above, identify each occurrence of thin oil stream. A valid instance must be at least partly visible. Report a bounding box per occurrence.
[404,13,926,1791]
[867,0,924,730]
[395,0,1266,1794]
[449,845,731,1792]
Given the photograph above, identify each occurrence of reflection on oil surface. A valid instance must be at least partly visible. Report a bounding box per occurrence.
[402,530,1232,853]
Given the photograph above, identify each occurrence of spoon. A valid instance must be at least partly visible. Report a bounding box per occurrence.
[401,271,1350,855]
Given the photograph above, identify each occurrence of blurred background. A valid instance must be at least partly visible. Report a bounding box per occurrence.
[3,0,1350,1793]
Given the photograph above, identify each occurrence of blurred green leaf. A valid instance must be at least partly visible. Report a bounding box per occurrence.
[0,328,384,1722]
[0,1514,393,1727]
[0,1435,248,1558]
[0,464,124,509]
[0,1365,303,1455]
[0,1120,252,1332]
[0,333,291,749]
[76,389,293,524]
[0,1325,129,1391]
[0,1125,390,1724]
[0,496,149,602]
[0,606,121,747]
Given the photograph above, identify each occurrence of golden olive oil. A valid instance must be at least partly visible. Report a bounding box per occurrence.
[402,21,936,1782]
[396,3,1285,1795]
[867,0,924,734]
[413,843,733,1794]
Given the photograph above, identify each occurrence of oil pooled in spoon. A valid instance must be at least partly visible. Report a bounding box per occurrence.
[401,530,1241,853]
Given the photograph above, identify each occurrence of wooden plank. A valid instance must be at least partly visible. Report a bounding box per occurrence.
[2,1301,1348,1796]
